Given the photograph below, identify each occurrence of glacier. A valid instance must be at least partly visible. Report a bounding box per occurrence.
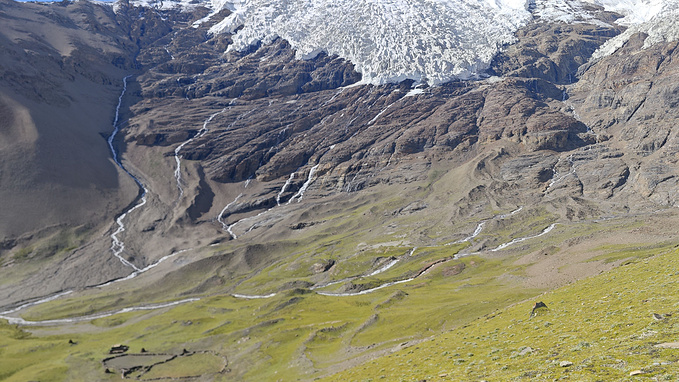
[128,0,679,85]
[208,0,533,85]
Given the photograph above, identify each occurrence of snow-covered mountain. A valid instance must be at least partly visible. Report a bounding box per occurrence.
[127,0,679,84]
[201,0,675,85]
[593,0,679,58]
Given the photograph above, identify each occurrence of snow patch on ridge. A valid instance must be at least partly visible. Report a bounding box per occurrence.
[209,0,533,85]
[527,0,664,26]
[588,0,663,25]
[592,0,679,59]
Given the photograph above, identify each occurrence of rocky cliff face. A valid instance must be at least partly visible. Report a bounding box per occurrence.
[3,0,679,308]
[571,34,679,206]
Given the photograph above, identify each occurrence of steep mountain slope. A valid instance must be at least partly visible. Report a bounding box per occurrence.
[2,0,679,380]
[0,0,136,242]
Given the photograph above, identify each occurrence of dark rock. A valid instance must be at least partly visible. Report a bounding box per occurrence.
[491,21,622,84]
[530,301,549,318]
[290,221,322,230]
[109,344,129,354]
[311,260,335,274]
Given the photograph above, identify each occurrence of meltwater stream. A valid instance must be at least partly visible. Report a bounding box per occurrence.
[174,103,232,201]
[0,77,203,325]
[287,164,320,204]
[107,76,147,272]
[0,298,200,326]
[1,209,558,323]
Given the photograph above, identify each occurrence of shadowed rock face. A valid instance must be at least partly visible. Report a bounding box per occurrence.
[490,21,624,85]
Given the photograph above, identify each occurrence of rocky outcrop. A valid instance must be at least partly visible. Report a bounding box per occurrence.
[570,31,679,207]
[491,21,623,84]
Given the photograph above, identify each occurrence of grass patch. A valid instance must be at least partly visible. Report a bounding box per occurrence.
[321,247,679,381]
[131,352,226,380]
[588,242,677,264]
[4,211,674,381]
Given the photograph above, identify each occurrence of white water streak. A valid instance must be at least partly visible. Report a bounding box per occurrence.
[111,198,146,271]
[1,298,199,326]
[164,46,175,60]
[317,277,415,297]
[174,107,228,201]
[226,223,239,240]
[227,107,255,130]
[240,209,272,235]
[451,207,523,245]
[490,224,557,252]
[107,75,146,272]
[0,248,195,325]
[546,155,575,191]
[276,172,296,206]
[107,75,131,169]
[454,221,486,244]
[310,278,354,291]
[498,206,523,219]
[218,193,243,238]
[366,258,399,277]
[345,166,363,193]
[0,291,74,316]
[288,164,320,203]
[96,248,192,288]
[322,88,344,106]
[367,98,399,125]
[313,247,415,292]
[232,293,277,299]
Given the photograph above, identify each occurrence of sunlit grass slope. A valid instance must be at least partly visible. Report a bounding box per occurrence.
[322,248,679,381]
[0,251,542,381]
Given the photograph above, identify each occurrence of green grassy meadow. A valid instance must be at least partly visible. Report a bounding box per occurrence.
[2,204,677,380]
[323,248,679,381]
